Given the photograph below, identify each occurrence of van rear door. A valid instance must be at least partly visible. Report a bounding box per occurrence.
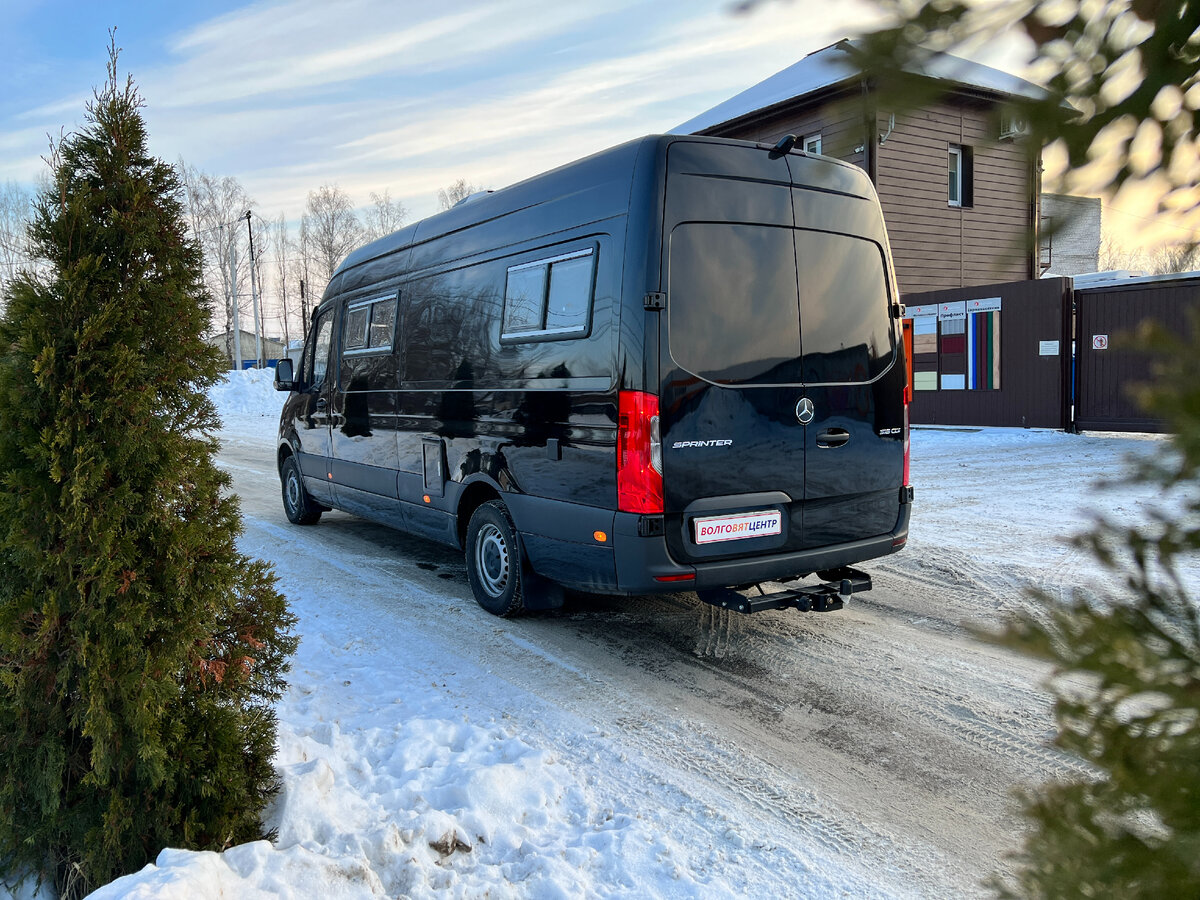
[658,140,902,567]
[791,224,905,548]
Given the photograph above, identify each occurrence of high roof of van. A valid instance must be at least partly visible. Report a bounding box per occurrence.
[333,133,871,286]
[334,135,654,279]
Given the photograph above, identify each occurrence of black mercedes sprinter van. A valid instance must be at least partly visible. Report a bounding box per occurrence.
[275,135,912,616]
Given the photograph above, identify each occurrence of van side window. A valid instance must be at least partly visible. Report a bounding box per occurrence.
[344,306,369,351]
[502,248,594,341]
[343,294,396,356]
[368,298,396,349]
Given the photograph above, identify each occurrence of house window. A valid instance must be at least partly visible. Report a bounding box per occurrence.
[948,144,974,208]
[803,133,822,154]
[502,247,595,341]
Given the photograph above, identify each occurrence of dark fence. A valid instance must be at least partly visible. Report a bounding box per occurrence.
[1073,276,1200,432]
[901,273,1200,433]
[902,277,1073,429]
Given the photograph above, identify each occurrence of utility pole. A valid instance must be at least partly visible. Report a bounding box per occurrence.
[229,241,243,370]
[245,211,264,367]
[300,280,308,336]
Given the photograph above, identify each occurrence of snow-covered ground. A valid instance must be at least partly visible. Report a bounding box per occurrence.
[7,370,1194,899]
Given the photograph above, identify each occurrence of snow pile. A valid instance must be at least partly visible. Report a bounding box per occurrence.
[263,653,634,899]
[207,367,286,420]
[87,577,760,900]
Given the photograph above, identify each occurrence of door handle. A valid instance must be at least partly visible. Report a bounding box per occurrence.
[816,428,850,448]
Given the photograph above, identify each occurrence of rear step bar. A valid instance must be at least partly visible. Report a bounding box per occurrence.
[696,567,871,614]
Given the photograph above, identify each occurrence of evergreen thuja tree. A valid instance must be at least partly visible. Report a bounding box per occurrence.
[990,316,1200,899]
[0,43,296,898]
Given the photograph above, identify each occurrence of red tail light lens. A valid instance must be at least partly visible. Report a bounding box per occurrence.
[618,390,663,514]
[903,400,911,487]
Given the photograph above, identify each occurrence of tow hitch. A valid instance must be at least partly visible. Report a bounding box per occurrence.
[696,567,871,614]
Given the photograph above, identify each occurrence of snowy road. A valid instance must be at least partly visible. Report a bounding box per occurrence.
[157,404,1179,899]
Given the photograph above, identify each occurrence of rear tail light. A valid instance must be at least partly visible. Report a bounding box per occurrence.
[618,390,663,514]
[903,399,911,487]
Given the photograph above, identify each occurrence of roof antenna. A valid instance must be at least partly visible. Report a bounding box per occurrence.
[768,134,797,159]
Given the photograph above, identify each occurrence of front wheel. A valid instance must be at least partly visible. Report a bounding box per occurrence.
[281,455,322,525]
[465,501,526,617]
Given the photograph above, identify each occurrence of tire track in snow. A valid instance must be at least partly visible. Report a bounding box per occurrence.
[222,433,1079,898]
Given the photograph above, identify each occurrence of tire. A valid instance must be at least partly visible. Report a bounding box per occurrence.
[281,455,322,525]
[465,500,526,617]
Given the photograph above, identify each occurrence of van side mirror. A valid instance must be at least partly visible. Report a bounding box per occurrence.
[274,358,296,391]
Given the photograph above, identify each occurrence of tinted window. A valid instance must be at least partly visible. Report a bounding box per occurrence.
[502,248,594,340]
[669,223,802,385]
[795,230,894,383]
[341,295,399,389]
[344,306,369,350]
[503,267,545,334]
[310,314,334,386]
[344,295,395,356]
[368,298,396,349]
[545,254,592,332]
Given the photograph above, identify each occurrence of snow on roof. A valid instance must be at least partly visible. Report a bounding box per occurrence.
[672,38,1051,135]
[1071,269,1200,290]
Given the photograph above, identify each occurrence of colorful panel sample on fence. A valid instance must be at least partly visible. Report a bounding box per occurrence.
[904,297,1001,394]
[910,315,938,390]
[938,316,966,385]
[967,310,1001,390]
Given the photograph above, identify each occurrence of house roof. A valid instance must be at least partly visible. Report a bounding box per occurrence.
[672,38,1052,135]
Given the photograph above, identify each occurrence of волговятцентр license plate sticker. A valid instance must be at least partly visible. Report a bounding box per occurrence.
[693,510,783,545]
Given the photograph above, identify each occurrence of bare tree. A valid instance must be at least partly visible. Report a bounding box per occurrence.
[437,178,479,211]
[301,183,362,300]
[1099,236,1200,276]
[363,189,410,242]
[271,212,299,350]
[295,214,316,336]
[177,161,255,361]
[0,180,35,298]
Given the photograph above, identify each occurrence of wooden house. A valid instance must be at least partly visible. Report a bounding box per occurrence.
[673,39,1052,296]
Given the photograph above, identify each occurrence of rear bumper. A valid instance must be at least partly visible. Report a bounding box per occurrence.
[612,500,911,595]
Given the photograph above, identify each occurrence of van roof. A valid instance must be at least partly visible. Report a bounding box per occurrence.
[335,135,653,279]
[332,133,872,286]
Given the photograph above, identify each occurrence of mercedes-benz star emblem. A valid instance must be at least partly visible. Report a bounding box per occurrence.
[795,397,815,425]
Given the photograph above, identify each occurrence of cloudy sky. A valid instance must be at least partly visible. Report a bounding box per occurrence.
[2,0,1189,252]
[0,0,952,222]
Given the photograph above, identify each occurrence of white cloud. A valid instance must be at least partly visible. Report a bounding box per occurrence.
[144,0,639,109]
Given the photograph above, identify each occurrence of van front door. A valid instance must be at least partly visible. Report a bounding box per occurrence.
[295,308,337,505]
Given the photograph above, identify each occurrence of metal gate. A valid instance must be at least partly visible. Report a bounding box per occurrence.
[1074,275,1200,432]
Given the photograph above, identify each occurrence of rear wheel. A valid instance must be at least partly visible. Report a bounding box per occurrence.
[465,500,525,617]
[281,455,322,525]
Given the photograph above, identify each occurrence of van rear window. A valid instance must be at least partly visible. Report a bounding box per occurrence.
[668,223,894,386]
[795,231,894,384]
[669,223,802,385]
